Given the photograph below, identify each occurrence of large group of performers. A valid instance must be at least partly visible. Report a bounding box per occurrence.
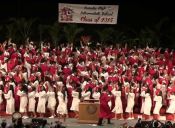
[0,41,175,124]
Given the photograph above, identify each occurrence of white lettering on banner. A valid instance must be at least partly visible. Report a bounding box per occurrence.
[58,3,119,24]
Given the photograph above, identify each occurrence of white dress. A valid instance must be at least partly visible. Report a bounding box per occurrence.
[0,90,3,104]
[4,90,15,114]
[47,91,56,110]
[28,91,36,112]
[17,90,28,113]
[37,91,47,113]
[57,91,68,115]
[125,92,135,113]
[143,92,152,115]
[140,91,145,113]
[82,91,91,100]
[166,94,175,114]
[153,95,162,114]
[70,91,80,112]
[92,92,100,100]
[111,89,123,114]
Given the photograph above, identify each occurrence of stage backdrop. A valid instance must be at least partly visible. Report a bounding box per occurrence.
[58,3,119,24]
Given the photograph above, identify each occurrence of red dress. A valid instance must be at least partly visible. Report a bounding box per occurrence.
[14,85,20,111]
[99,92,112,118]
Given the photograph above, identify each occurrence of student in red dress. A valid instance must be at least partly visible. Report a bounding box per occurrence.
[14,83,21,111]
[97,85,113,126]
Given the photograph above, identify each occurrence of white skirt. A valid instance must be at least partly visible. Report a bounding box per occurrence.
[19,96,28,113]
[167,101,175,114]
[112,98,123,114]
[125,101,134,113]
[28,98,36,112]
[153,103,162,114]
[37,99,46,113]
[57,102,68,115]
[47,98,56,110]
[70,98,80,112]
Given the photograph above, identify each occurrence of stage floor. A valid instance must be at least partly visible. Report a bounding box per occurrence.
[0,116,172,128]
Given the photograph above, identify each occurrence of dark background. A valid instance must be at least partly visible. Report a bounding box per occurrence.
[0,0,175,49]
[0,0,174,26]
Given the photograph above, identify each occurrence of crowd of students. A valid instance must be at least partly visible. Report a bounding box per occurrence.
[0,40,175,123]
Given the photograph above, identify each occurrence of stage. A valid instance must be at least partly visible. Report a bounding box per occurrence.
[0,116,172,128]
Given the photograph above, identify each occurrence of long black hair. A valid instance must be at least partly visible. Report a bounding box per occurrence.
[158,91,163,103]
[9,84,15,97]
[41,86,46,92]
[102,85,108,92]
[97,87,102,94]
[86,87,93,99]
[21,82,28,94]
[0,84,3,90]
[62,86,68,101]
[76,87,82,99]
[146,88,151,94]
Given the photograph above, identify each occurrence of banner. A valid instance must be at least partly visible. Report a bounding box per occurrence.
[58,3,119,24]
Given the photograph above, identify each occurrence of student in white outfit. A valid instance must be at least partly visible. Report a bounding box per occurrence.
[125,87,135,119]
[142,88,152,120]
[17,84,28,119]
[4,84,15,115]
[36,86,47,117]
[47,84,56,118]
[111,85,123,119]
[92,86,101,100]
[70,87,82,118]
[153,91,162,119]
[140,86,146,119]
[57,85,68,122]
[28,86,36,117]
[82,86,93,100]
